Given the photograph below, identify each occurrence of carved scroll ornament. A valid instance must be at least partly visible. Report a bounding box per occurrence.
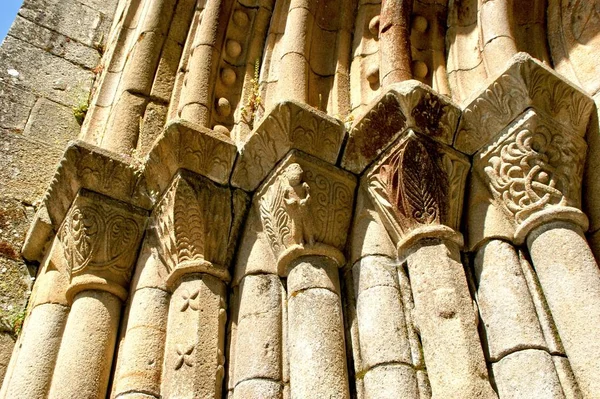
[477,110,587,242]
[59,190,146,302]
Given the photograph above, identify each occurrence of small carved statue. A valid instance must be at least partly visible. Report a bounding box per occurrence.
[283,163,315,246]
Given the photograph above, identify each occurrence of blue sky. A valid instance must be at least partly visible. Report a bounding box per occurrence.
[0,0,23,43]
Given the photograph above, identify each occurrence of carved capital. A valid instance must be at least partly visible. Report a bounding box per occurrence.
[457,52,594,155]
[364,130,469,257]
[58,190,147,303]
[471,109,588,246]
[231,101,345,191]
[150,170,249,289]
[341,80,460,174]
[255,151,356,275]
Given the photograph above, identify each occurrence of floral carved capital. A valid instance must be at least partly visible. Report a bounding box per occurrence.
[58,190,147,303]
[256,151,356,274]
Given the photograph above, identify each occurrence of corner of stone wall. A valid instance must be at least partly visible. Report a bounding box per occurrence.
[0,0,120,383]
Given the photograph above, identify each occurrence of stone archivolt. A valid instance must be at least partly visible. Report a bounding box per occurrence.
[4,2,600,399]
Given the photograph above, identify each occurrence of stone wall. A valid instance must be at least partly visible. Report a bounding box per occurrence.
[0,0,118,382]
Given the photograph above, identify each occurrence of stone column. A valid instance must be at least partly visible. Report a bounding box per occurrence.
[232,273,283,399]
[527,220,600,397]
[111,241,170,398]
[474,239,564,398]
[286,256,350,399]
[255,154,356,399]
[379,0,412,87]
[1,237,70,399]
[47,190,146,399]
[150,170,246,399]
[364,131,495,398]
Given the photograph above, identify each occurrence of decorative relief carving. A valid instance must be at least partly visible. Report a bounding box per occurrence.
[458,53,594,155]
[174,344,195,370]
[342,81,460,174]
[232,101,345,191]
[58,190,147,299]
[477,110,586,226]
[365,131,469,244]
[256,152,356,271]
[180,289,200,311]
[152,172,232,273]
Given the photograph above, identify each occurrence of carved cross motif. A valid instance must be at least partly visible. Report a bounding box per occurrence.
[174,344,195,370]
[180,289,200,312]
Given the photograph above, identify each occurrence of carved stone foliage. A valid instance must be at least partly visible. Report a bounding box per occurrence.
[342,80,460,174]
[231,101,345,191]
[58,190,147,300]
[256,151,356,271]
[457,53,594,155]
[475,109,587,232]
[44,141,152,229]
[365,130,469,244]
[150,170,249,283]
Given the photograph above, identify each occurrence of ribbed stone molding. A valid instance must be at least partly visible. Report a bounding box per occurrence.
[464,53,600,397]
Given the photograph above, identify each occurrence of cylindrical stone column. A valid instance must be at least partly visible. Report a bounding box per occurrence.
[112,242,170,398]
[161,272,227,399]
[405,237,497,399]
[474,239,564,398]
[353,255,418,399]
[1,238,70,399]
[527,220,600,397]
[379,0,412,87]
[232,273,283,399]
[48,290,123,399]
[286,255,350,399]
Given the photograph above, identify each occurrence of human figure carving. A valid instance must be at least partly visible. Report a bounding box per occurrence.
[283,163,315,247]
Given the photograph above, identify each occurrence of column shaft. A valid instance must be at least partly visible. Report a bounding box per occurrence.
[287,256,350,399]
[48,290,122,399]
[527,221,600,397]
[474,239,564,398]
[406,239,496,398]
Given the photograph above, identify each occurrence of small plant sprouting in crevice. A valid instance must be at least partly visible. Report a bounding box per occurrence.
[127,148,148,176]
[334,112,355,132]
[240,59,264,129]
[72,101,89,126]
[0,308,27,338]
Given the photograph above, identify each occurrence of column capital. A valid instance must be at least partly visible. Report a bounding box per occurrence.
[256,151,356,275]
[150,170,249,290]
[363,130,469,259]
[58,190,147,303]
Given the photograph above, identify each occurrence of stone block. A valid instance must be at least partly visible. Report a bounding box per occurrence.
[0,197,35,260]
[0,256,32,327]
[0,82,36,133]
[363,364,418,399]
[233,379,282,399]
[0,129,63,204]
[75,0,119,16]
[23,98,81,145]
[0,333,15,386]
[138,102,167,155]
[19,0,111,47]
[0,36,94,108]
[9,16,100,69]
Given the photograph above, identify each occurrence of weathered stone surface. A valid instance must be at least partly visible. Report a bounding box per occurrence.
[0,82,36,133]
[23,98,81,144]
[0,129,63,204]
[0,333,14,386]
[0,36,94,108]
[19,0,111,47]
[9,15,100,69]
